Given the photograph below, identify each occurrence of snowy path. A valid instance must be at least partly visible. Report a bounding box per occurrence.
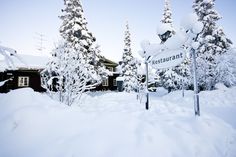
[0,88,236,157]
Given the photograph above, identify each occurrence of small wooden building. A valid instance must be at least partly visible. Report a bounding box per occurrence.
[0,69,46,93]
[0,54,48,93]
[0,54,121,93]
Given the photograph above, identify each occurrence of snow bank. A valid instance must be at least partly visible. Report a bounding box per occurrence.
[0,88,236,157]
[215,83,228,90]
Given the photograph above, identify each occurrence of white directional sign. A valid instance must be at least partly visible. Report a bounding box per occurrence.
[151,50,185,69]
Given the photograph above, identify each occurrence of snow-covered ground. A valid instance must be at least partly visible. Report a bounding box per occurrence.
[0,87,236,157]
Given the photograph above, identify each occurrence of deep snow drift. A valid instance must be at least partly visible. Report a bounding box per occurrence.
[0,87,236,157]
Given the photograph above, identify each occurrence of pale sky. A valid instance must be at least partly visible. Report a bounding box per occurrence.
[0,0,235,62]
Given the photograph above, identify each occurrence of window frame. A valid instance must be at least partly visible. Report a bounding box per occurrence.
[113,79,117,86]
[18,76,29,87]
[107,67,113,72]
[102,78,109,86]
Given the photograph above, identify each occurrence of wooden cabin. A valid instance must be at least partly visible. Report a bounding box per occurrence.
[0,54,120,93]
[0,69,46,93]
[0,54,48,93]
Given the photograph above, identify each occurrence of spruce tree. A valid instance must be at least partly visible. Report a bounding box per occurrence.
[41,0,107,105]
[156,0,192,92]
[193,0,232,90]
[60,0,103,85]
[60,0,95,53]
[157,0,178,92]
[161,0,173,25]
[121,22,138,92]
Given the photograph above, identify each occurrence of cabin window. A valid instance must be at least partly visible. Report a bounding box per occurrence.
[18,76,29,87]
[113,79,117,86]
[102,78,109,86]
[107,67,113,72]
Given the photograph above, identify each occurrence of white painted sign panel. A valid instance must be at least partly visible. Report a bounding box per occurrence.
[151,50,185,69]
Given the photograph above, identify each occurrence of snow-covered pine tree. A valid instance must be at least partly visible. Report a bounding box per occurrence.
[156,0,179,92]
[174,55,192,89]
[60,0,104,86]
[157,0,174,92]
[156,0,192,92]
[193,0,232,90]
[161,0,173,25]
[121,22,138,92]
[42,0,108,106]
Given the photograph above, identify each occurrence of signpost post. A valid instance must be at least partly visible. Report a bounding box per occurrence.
[144,51,151,110]
[145,56,149,110]
[140,41,152,110]
[191,48,200,116]
[181,79,185,98]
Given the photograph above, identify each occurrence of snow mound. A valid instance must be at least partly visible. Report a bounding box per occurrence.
[215,83,228,90]
[0,88,236,157]
[155,87,168,96]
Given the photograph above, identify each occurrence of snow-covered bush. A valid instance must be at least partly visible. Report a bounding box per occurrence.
[41,41,91,106]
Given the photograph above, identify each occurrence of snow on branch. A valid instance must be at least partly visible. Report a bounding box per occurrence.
[0,77,13,87]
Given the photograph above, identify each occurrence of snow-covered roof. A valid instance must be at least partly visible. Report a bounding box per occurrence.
[0,54,49,70]
[100,56,118,67]
[116,76,124,81]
